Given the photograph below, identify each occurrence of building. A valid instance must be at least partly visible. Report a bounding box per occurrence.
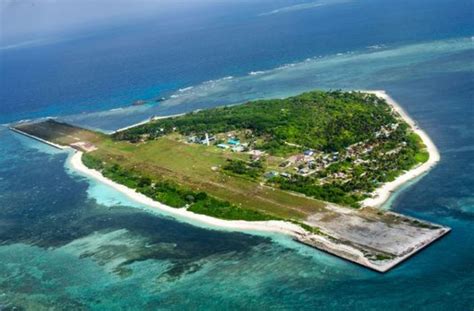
[232,145,245,152]
[217,144,230,149]
[187,136,198,143]
[227,138,240,146]
[298,167,310,175]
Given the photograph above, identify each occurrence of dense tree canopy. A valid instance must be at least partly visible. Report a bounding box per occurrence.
[113,91,396,154]
[110,90,428,208]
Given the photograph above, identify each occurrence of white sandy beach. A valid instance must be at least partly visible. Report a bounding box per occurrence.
[69,150,305,237]
[62,90,446,272]
[360,91,441,208]
[113,113,186,133]
[69,90,441,235]
[70,150,425,272]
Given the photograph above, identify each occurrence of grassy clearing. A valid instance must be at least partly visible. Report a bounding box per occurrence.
[91,137,326,221]
[408,132,430,164]
[415,150,429,163]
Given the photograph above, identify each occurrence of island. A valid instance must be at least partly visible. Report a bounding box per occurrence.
[10,90,449,272]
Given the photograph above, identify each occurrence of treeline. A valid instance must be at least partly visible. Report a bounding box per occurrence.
[82,153,274,221]
[108,90,428,208]
[113,91,396,155]
[222,159,265,179]
[270,175,364,208]
[267,122,428,207]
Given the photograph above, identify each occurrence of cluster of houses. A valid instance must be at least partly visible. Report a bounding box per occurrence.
[184,122,404,184]
[187,133,215,145]
[278,149,341,177]
[375,123,399,138]
[284,123,405,182]
[217,138,246,152]
[186,132,353,181]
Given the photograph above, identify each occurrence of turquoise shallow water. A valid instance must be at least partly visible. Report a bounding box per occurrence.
[0,0,473,309]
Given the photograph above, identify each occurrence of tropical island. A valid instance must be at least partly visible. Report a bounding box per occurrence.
[10,90,449,272]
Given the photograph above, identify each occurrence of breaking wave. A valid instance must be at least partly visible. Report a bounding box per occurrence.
[259,0,351,16]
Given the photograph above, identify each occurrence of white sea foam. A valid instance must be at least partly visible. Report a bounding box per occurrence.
[275,63,297,71]
[203,76,233,85]
[46,37,473,135]
[367,44,386,50]
[259,0,350,16]
[113,37,465,129]
[178,86,194,92]
[0,38,47,51]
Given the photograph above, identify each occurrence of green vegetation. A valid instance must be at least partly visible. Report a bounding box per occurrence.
[84,153,191,207]
[22,90,430,221]
[223,159,265,179]
[374,254,394,261]
[273,175,364,208]
[415,151,429,163]
[12,90,439,259]
[266,121,429,207]
[111,90,429,209]
[84,136,326,221]
[292,221,325,235]
[113,91,396,154]
[188,197,275,221]
[82,153,275,221]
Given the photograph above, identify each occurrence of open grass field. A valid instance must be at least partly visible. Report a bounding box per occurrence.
[92,136,326,220]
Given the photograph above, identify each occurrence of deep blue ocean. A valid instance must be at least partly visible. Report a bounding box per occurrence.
[0,0,473,309]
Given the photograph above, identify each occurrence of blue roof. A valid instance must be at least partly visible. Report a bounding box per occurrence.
[227,138,240,145]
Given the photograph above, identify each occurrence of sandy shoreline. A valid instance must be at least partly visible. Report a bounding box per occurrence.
[67,147,449,272]
[14,89,446,272]
[360,91,441,208]
[113,113,185,134]
[69,150,306,237]
[15,90,441,230]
